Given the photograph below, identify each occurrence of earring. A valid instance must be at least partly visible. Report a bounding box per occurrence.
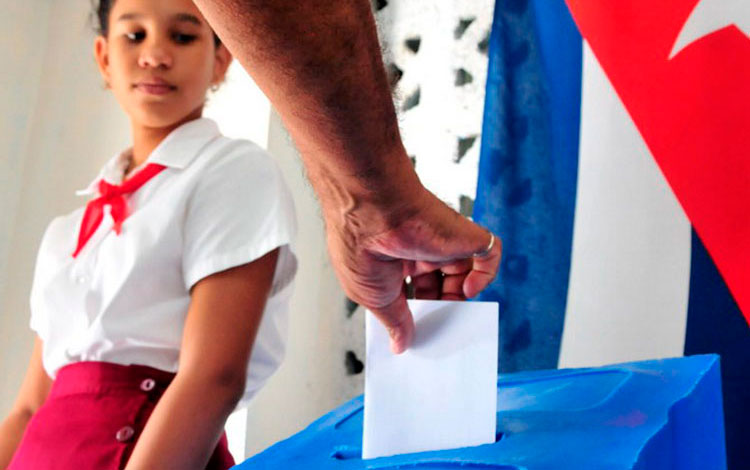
[210,83,220,92]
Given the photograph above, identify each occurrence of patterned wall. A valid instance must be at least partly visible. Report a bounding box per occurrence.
[339,0,495,394]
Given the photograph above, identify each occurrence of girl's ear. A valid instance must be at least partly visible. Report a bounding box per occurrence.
[211,43,233,87]
[93,36,111,87]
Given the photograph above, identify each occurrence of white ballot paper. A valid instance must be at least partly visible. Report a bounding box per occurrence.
[363,299,498,459]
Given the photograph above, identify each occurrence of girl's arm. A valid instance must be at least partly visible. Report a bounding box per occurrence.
[124,249,279,469]
[0,337,52,469]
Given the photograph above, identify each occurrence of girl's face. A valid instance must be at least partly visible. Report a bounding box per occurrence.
[93,0,231,129]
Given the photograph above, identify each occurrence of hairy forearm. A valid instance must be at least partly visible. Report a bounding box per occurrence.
[0,409,32,468]
[124,373,242,469]
[194,0,420,213]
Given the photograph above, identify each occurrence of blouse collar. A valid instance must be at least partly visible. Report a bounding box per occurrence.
[76,118,221,196]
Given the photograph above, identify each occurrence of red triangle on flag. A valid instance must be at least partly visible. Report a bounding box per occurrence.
[565,0,750,324]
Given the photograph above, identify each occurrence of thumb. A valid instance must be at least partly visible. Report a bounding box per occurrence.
[369,293,415,354]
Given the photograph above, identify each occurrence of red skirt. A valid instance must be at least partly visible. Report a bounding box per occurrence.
[8,361,235,470]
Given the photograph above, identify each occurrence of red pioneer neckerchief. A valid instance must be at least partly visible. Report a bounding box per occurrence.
[72,163,166,258]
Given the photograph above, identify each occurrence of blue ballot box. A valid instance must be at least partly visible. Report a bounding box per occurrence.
[234,355,726,469]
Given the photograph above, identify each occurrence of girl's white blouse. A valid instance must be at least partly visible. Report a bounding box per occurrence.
[29,118,297,406]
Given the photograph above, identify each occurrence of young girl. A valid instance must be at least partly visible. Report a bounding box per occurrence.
[0,0,297,468]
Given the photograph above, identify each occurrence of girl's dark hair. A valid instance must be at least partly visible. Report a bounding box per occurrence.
[92,0,222,47]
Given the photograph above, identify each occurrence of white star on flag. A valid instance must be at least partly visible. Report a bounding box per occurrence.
[670,0,750,59]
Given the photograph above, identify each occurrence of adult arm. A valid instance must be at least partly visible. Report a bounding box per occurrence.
[193,0,502,353]
[124,250,278,469]
[0,337,52,469]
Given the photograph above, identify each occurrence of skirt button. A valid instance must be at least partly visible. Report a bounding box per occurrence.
[115,425,135,442]
[140,378,156,392]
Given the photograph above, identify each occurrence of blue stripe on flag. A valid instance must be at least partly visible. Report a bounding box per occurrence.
[684,230,750,468]
[473,0,582,372]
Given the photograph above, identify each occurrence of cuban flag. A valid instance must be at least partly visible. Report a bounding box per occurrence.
[473,0,750,466]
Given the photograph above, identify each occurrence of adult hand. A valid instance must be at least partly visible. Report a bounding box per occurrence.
[192,0,501,353]
[323,174,501,354]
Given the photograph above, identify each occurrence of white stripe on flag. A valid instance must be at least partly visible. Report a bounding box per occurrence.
[558,41,691,368]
